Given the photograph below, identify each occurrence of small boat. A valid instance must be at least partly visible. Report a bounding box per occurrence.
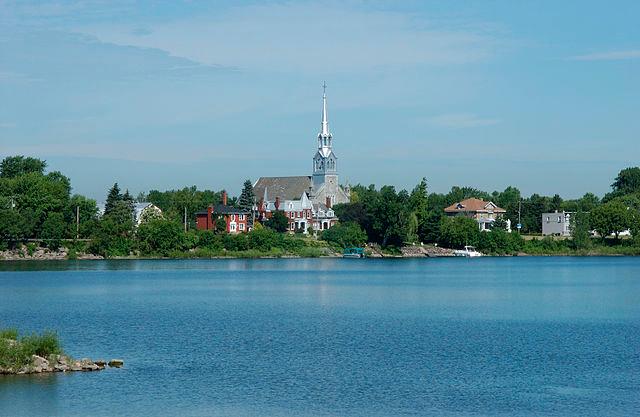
[343,247,365,258]
[453,246,483,258]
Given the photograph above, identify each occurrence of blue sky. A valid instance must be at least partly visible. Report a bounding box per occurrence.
[0,0,638,200]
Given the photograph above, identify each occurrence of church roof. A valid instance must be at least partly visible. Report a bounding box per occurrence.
[254,176,313,201]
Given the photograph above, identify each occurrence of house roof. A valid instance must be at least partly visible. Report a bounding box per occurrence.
[444,198,506,213]
[254,176,313,201]
[195,204,249,215]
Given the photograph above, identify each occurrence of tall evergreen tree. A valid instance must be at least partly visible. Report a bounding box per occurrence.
[238,179,255,212]
[104,183,122,215]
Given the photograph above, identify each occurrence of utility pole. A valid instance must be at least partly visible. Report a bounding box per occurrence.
[517,199,522,234]
[184,207,187,232]
[76,205,80,239]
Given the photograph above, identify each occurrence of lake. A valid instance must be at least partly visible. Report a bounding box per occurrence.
[0,257,639,416]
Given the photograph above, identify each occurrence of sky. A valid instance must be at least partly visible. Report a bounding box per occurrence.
[0,0,638,200]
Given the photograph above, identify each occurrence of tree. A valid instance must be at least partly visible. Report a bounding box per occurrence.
[438,216,479,249]
[104,183,122,215]
[136,219,185,256]
[612,167,640,195]
[0,156,46,178]
[68,194,99,238]
[321,222,367,248]
[40,212,66,250]
[238,180,255,212]
[590,201,631,241]
[570,211,591,250]
[264,211,289,233]
[0,209,28,249]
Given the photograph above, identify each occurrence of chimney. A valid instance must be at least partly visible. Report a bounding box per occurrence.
[325,196,332,209]
[207,206,213,230]
[275,196,280,210]
[222,191,228,206]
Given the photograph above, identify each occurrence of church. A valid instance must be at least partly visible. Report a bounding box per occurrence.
[254,85,350,232]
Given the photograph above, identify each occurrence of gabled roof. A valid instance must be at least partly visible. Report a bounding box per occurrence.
[254,176,313,201]
[444,198,506,213]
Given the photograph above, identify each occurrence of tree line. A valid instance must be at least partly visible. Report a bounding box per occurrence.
[1,155,639,256]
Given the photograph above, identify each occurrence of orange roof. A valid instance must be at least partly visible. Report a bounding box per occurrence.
[444,198,506,213]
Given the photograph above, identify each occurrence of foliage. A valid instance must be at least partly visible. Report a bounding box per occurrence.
[136,219,186,256]
[0,209,29,249]
[0,329,62,370]
[0,156,46,179]
[321,222,367,248]
[238,179,255,212]
[611,167,640,196]
[438,216,479,249]
[264,210,289,233]
[476,229,523,255]
[40,212,66,250]
[104,183,122,215]
[88,217,134,257]
[590,201,631,240]
[146,186,222,229]
[570,211,591,249]
[68,194,99,238]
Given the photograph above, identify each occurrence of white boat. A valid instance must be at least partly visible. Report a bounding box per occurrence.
[453,246,483,258]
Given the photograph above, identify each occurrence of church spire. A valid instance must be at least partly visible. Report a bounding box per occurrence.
[321,82,329,136]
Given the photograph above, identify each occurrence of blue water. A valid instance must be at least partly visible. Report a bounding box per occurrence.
[0,258,639,417]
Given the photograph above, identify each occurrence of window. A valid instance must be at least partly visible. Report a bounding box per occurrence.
[239,214,245,220]
[558,216,562,223]
[230,223,236,232]
[239,223,245,231]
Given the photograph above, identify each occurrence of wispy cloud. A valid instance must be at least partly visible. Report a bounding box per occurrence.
[76,3,501,73]
[425,113,500,129]
[568,50,640,61]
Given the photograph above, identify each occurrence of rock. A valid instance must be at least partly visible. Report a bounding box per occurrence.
[94,359,107,368]
[31,355,51,373]
[108,359,124,368]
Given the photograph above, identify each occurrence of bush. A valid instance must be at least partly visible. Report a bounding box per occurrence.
[0,329,62,370]
[438,216,480,249]
[321,222,367,248]
[136,219,186,257]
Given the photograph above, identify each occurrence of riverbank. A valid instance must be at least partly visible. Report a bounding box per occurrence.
[2,243,640,260]
[0,329,121,375]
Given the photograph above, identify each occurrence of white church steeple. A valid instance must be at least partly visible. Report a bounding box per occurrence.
[318,82,333,154]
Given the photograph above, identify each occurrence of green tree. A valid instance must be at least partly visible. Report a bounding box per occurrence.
[570,211,591,250]
[264,211,289,233]
[0,156,46,178]
[438,216,479,249]
[136,219,185,256]
[590,201,630,241]
[68,194,99,238]
[40,212,66,250]
[0,209,28,249]
[238,179,255,212]
[104,183,122,215]
[321,222,368,248]
[611,167,640,195]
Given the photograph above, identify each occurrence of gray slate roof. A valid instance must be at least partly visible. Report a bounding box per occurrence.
[254,176,313,201]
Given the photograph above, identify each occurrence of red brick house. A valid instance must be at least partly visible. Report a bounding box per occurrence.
[195,192,250,234]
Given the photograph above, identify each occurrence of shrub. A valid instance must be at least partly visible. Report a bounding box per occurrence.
[321,222,367,248]
[136,219,186,257]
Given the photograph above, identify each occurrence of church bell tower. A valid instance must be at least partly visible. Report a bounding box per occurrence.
[312,83,338,191]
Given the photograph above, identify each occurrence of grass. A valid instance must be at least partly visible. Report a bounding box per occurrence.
[0,329,62,370]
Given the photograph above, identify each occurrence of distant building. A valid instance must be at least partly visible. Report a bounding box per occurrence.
[195,192,249,234]
[134,203,162,226]
[444,198,508,231]
[253,85,348,233]
[96,202,162,226]
[542,211,573,236]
